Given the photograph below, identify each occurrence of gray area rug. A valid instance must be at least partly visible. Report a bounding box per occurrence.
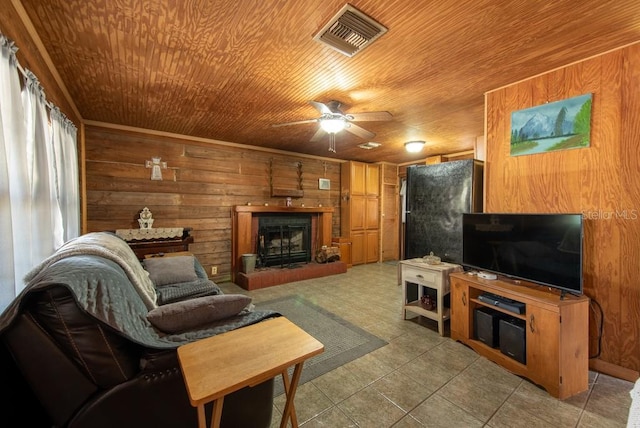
[255,295,387,396]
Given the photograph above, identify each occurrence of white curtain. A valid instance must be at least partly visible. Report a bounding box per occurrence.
[23,70,62,262]
[50,106,79,242]
[0,34,79,313]
[0,35,31,312]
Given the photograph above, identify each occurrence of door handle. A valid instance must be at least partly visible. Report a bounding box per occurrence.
[529,314,535,333]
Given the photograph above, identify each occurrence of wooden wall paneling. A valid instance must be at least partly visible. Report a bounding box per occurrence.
[485,44,640,375]
[84,124,344,282]
[570,57,601,359]
[587,52,621,365]
[486,84,518,212]
[483,91,498,211]
[618,44,640,370]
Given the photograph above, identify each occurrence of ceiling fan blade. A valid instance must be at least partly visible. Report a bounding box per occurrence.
[345,123,376,139]
[347,111,393,122]
[271,118,318,128]
[309,127,326,142]
[308,100,333,115]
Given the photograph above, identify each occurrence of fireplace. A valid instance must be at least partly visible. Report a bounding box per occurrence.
[232,205,337,288]
[258,214,311,267]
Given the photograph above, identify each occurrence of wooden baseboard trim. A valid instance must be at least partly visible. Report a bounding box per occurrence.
[589,358,639,382]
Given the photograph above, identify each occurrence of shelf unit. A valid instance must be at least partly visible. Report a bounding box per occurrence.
[450,272,590,399]
[399,259,462,335]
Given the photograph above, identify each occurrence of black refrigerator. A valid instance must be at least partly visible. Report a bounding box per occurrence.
[404,159,484,264]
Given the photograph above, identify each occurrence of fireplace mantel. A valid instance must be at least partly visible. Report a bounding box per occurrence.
[231,205,334,282]
[234,206,334,214]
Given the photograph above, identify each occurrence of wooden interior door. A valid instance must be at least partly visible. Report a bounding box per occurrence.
[350,232,365,265]
[365,230,380,263]
[351,162,366,195]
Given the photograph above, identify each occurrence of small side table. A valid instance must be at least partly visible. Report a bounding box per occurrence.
[399,259,462,336]
[177,317,324,428]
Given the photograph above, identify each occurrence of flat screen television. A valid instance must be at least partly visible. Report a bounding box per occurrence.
[462,213,583,295]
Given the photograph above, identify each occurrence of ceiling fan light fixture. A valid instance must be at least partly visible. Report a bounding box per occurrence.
[405,140,425,153]
[320,117,346,133]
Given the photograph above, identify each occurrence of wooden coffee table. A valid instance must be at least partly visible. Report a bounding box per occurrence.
[177,316,324,428]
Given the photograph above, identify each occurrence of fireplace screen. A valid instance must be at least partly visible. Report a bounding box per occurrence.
[258,215,311,267]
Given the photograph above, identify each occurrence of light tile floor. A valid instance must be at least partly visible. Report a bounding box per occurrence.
[219,262,635,428]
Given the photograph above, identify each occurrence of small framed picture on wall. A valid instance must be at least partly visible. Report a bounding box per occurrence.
[318,178,330,190]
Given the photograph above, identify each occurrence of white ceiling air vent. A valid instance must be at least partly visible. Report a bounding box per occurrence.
[313,4,387,57]
[358,142,381,150]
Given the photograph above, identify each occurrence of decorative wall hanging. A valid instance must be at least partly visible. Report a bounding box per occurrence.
[269,159,304,197]
[318,178,331,190]
[145,157,167,180]
[510,93,592,156]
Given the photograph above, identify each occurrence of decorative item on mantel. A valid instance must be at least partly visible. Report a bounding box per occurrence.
[115,207,183,241]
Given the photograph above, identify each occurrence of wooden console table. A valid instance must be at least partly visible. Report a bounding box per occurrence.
[450,272,589,399]
[115,227,193,260]
[177,317,324,428]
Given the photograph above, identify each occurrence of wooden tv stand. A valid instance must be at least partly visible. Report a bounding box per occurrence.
[449,272,590,399]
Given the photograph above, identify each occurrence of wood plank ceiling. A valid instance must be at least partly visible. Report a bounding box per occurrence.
[16,0,640,163]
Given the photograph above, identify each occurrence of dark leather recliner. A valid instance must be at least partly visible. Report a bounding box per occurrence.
[0,263,275,428]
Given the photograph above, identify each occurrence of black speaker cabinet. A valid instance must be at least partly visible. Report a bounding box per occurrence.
[474,307,503,348]
[499,317,526,364]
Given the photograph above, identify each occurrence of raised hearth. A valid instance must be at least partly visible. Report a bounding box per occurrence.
[236,261,347,290]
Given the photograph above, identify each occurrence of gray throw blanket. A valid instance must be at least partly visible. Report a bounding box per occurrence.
[23,231,158,309]
[0,234,279,349]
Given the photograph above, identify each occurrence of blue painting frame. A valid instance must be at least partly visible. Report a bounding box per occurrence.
[510,93,592,156]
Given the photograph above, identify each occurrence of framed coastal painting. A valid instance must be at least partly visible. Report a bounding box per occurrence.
[510,93,592,156]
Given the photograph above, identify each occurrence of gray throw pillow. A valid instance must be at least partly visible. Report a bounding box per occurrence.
[146,294,252,333]
[143,255,198,286]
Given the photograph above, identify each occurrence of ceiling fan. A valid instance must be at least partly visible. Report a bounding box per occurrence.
[271,100,392,152]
